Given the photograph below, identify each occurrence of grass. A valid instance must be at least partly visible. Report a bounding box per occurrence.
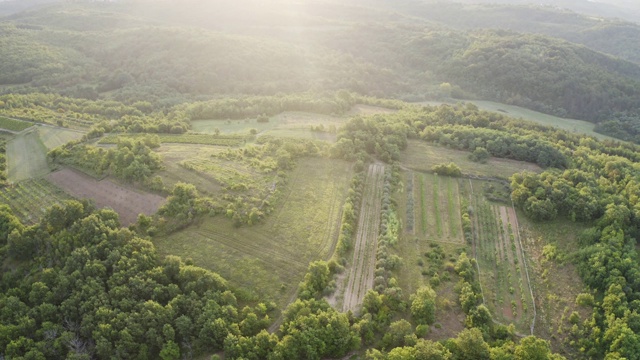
[153,157,353,308]
[516,212,590,350]
[192,111,347,136]
[413,172,464,243]
[422,100,617,142]
[36,125,85,149]
[0,179,73,223]
[433,175,443,237]
[259,129,337,142]
[100,133,249,146]
[0,116,32,132]
[154,144,225,195]
[6,129,51,182]
[402,140,542,180]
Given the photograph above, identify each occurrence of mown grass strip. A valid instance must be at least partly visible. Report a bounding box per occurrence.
[433,175,443,237]
[447,178,458,237]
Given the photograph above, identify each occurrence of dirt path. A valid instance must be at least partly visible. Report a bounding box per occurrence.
[47,168,165,225]
[342,163,384,313]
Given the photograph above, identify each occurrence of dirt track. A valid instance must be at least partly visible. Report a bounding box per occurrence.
[47,168,165,225]
[342,163,385,313]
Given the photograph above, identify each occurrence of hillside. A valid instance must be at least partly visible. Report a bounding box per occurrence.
[4,2,640,133]
[2,2,640,359]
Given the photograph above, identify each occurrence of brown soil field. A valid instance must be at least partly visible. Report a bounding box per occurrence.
[47,168,165,225]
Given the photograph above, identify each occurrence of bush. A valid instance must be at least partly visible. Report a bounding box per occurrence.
[431,162,462,177]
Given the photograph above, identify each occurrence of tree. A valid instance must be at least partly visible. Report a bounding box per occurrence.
[410,286,437,325]
[451,328,490,360]
[159,341,180,360]
[414,339,452,360]
[382,319,416,350]
[514,336,557,360]
[0,204,22,245]
[469,147,490,163]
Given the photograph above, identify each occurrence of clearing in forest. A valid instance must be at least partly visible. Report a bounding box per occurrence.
[411,172,464,244]
[192,111,347,137]
[402,140,542,180]
[342,163,385,313]
[6,129,50,182]
[0,179,73,224]
[47,168,165,226]
[464,179,534,333]
[154,157,353,309]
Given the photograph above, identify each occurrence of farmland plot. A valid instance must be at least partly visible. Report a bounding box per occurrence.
[342,163,385,313]
[0,179,73,224]
[411,172,464,244]
[467,179,534,333]
[47,168,165,226]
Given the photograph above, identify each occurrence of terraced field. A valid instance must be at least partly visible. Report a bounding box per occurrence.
[342,163,385,313]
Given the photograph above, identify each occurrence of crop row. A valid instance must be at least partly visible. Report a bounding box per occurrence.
[0,179,72,223]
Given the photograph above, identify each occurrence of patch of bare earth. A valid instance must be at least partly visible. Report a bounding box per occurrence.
[342,163,385,314]
[47,168,165,226]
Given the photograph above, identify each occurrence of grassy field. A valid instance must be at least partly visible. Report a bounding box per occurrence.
[517,213,590,353]
[402,140,542,180]
[154,143,276,202]
[0,116,33,132]
[6,129,50,182]
[153,157,353,308]
[0,179,73,224]
[259,129,337,142]
[100,133,248,146]
[192,111,347,136]
[410,172,465,243]
[153,144,225,195]
[36,125,85,149]
[422,100,616,141]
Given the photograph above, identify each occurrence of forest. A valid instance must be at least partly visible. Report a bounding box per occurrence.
[1,0,640,359]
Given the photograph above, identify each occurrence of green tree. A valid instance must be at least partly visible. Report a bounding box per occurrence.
[451,328,490,360]
[410,286,437,325]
